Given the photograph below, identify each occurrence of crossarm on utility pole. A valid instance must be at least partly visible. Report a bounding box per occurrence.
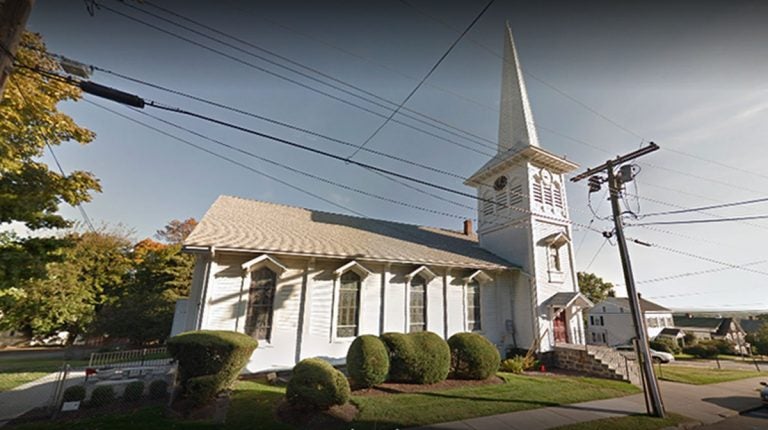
[571,142,665,418]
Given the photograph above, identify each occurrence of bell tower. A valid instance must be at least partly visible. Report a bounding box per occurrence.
[465,24,588,351]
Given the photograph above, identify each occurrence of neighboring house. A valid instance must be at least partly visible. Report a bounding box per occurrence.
[170,25,593,373]
[586,297,674,347]
[673,315,751,354]
[740,317,767,338]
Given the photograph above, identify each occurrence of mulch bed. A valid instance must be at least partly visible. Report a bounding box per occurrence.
[275,400,358,429]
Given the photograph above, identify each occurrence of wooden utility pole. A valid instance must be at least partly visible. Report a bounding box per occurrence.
[571,142,666,418]
[0,0,34,96]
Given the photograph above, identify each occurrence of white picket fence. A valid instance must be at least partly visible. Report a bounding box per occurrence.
[88,347,171,368]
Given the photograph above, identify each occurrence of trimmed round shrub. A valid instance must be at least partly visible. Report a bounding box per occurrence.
[286,358,350,410]
[187,374,222,406]
[380,331,450,384]
[448,332,500,380]
[347,335,390,388]
[62,385,86,402]
[123,381,145,402]
[89,385,116,407]
[149,380,169,400]
[167,330,258,404]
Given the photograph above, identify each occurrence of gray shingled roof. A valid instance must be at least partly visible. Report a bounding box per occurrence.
[604,297,670,312]
[184,195,517,270]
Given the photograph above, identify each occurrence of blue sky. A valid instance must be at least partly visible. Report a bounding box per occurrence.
[23,0,768,311]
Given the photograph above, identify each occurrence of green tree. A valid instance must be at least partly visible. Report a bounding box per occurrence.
[96,230,195,345]
[746,324,768,356]
[577,272,616,304]
[0,32,99,229]
[0,229,132,340]
[0,32,99,289]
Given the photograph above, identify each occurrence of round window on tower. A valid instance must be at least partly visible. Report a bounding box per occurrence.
[493,175,508,191]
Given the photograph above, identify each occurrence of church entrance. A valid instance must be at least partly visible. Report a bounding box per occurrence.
[553,311,568,343]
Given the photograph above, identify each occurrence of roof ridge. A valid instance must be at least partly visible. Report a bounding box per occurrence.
[216,194,471,237]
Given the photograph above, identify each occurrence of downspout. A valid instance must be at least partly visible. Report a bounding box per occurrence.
[294,258,312,363]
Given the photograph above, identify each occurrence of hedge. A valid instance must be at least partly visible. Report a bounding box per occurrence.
[650,338,681,355]
[90,385,116,407]
[683,343,719,358]
[347,335,390,388]
[167,330,258,404]
[380,331,450,384]
[286,358,350,410]
[123,381,145,402]
[62,385,86,403]
[448,332,500,380]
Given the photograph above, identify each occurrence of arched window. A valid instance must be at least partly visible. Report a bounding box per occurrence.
[337,271,361,338]
[466,280,482,331]
[409,275,427,332]
[246,267,277,341]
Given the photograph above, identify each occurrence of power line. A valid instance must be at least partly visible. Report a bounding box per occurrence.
[630,214,768,226]
[641,196,768,218]
[584,237,609,272]
[628,237,768,278]
[96,1,497,157]
[634,259,768,287]
[140,0,499,151]
[7,63,97,232]
[397,0,768,184]
[347,0,495,159]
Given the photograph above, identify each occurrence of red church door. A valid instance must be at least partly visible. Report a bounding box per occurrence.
[553,311,569,344]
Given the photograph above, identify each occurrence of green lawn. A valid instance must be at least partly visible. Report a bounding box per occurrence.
[552,413,690,430]
[0,358,89,392]
[9,374,640,430]
[658,365,763,385]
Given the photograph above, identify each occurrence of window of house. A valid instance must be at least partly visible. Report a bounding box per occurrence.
[245,267,277,341]
[548,246,562,272]
[409,275,427,332]
[591,332,596,342]
[601,333,606,343]
[599,316,604,326]
[466,280,481,331]
[648,317,658,328]
[589,316,594,325]
[337,271,361,338]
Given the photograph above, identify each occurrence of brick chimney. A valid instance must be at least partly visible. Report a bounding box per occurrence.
[463,219,474,236]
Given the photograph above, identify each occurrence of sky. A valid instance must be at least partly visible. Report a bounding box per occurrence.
[21,0,768,311]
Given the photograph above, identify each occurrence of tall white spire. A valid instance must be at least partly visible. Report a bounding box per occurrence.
[498,22,540,153]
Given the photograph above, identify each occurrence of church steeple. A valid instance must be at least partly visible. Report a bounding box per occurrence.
[498,22,539,153]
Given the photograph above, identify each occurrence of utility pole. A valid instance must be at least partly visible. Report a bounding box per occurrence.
[0,0,34,96]
[571,142,665,418]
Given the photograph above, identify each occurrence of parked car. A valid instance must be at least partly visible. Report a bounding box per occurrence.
[761,381,768,406]
[614,345,675,363]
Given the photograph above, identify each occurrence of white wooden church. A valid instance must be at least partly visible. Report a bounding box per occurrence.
[171,25,592,373]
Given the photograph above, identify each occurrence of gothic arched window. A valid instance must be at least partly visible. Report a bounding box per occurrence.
[246,267,277,341]
[337,271,361,338]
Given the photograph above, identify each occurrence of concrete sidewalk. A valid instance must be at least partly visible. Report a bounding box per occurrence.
[414,377,766,429]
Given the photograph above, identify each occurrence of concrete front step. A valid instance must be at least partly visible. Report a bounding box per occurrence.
[553,344,642,385]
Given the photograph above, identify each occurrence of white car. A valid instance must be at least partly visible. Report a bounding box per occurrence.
[614,345,676,363]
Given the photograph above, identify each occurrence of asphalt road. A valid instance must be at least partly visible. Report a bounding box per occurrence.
[699,407,768,429]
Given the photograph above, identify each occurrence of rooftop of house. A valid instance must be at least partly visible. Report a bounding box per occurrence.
[591,297,671,313]
[184,195,518,270]
[740,318,767,334]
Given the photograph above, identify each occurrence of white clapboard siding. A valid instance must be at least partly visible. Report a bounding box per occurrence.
[359,270,382,335]
[445,275,466,337]
[309,271,333,338]
[383,268,407,332]
[426,276,444,336]
[205,259,244,331]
